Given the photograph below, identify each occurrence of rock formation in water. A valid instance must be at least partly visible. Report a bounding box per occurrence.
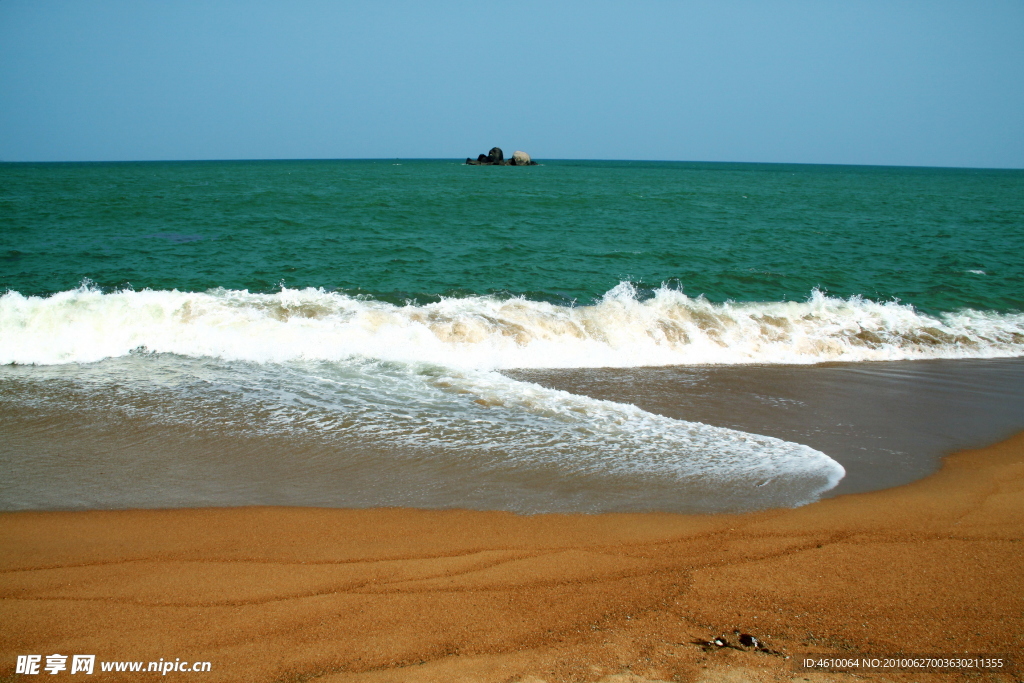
[465,146,537,165]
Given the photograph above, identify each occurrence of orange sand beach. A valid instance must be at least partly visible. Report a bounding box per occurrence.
[2,434,1022,683]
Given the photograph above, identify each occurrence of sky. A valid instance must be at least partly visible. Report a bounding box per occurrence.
[1,1,1022,167]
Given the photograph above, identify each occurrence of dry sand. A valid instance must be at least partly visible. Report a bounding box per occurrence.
[2,434,1023,682]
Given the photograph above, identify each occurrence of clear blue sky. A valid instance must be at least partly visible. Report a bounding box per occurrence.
[1,1,1022,167]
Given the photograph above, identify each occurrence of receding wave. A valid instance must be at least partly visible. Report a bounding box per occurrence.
[0,355,845,512]
[2,282,1022,367]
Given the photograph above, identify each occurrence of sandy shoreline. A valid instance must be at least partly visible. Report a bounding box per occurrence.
[2,435,1023,682]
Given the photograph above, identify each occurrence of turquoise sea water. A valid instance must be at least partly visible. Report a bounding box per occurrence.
[4,159,1023,313]
[2,159,1023,513]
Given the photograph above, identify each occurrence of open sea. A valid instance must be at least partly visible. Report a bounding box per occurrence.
[2,159,1024,513]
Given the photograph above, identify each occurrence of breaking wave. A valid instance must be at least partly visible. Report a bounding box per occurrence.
[2,282,1022,368]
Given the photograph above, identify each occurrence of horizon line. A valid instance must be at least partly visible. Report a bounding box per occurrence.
[2,157,1023,172]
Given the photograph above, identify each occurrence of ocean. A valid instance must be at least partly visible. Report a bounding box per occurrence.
[2,159,1023,513]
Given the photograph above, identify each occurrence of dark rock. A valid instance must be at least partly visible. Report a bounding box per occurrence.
[737,632,761,648]
[465,146,536,165]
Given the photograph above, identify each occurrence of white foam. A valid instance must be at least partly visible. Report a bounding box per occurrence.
[2,282,1023,368]
[3,353,845,512]
[423,366,846,506]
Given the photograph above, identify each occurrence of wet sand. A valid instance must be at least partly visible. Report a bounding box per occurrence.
[508,357,1024,498]
[2,433,1022,682]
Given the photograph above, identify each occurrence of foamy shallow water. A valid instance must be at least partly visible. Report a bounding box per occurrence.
[0,353,844,513]
[2,283,1023,513]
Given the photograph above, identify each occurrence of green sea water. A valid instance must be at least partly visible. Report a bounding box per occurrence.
[3,159,1023,315]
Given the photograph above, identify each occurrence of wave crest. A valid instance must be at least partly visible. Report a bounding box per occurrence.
[2,282,1022,367]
